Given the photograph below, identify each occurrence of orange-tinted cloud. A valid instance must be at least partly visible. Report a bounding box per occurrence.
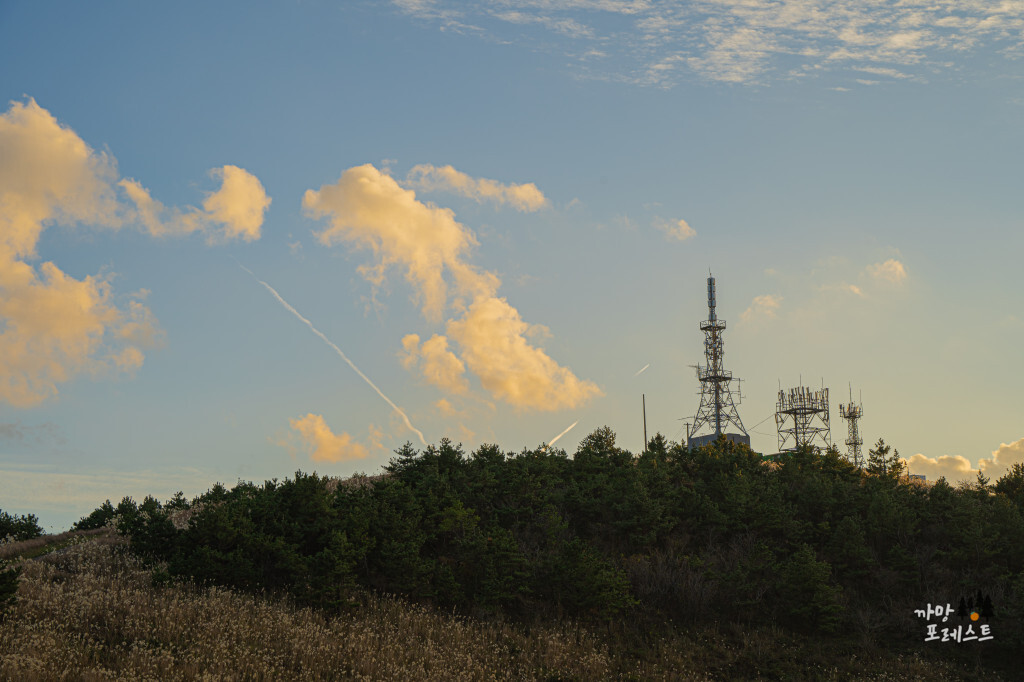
[285,413,370,462]
[446,295,601,410]
[904,453,977,485]
[0,97,266,406]
[0,99,164,406]
[866,258,907,285]
[406,164,547,212]
[119,165,270,243]
[434,398,459,417]
[400,333,470,394]
[979,437,1024,482]
[904,437,1024,485]
[740,294,782,323]
[201,165,271,242]
[304,163,600,411]
[0,263,163,406]
[303,164,481,322]
[652,216,696,241]
[0,99,121,261]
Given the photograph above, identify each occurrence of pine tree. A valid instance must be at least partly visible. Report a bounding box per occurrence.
[866,439,905,479]
[866,439,891,476]
[976,470,991,490]
[995,462,1024,505]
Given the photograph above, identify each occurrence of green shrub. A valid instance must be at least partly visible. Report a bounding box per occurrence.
[0,510,42,541]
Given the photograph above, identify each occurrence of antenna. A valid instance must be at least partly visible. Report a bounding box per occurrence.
[839,384,864,467]
[688,273,748,448]
[642,394,648,455]
[775,383,831,453]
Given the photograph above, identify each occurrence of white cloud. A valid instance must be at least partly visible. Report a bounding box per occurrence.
[652,216,696,241]
[494,11,595,39]
[855,65,912,79]
[394,0,1024,86]
[741,294,782,323]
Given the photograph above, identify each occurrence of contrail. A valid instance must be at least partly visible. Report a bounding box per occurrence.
[544,420,579,451]
[236,261,427,446]
[633,363,650,377]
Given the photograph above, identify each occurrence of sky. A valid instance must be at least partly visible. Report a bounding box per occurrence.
[1,0,1022,531]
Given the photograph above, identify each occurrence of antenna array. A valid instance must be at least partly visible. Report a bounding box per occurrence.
[775,386,831,452]
[838,388,864,467]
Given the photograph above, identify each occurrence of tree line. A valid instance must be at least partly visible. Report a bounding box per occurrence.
[71,429,1024,671]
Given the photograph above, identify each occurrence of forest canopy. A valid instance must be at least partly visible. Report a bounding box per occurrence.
[84,429,1024,673]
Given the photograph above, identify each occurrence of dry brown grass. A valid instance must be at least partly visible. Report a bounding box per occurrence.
[0,535,981,681]
[0,536,712,681]
[0,528,109,562]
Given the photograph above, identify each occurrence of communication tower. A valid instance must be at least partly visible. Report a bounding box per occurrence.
[688,274,749,448]
[775,385,830,452]
[838,387,864,467]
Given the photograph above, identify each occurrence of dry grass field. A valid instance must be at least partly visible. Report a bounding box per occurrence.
[0,533,973,681]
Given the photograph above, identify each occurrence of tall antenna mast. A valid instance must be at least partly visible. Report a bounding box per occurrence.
[838,385,864,467]
[689,273,748,447]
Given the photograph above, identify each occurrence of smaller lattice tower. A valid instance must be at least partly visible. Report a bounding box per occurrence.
[688,274,749,448]
[838,387,864,467]
[775,385,831,452]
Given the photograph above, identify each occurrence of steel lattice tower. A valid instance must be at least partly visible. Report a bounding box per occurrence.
[775,386,831,452]
[689,275,748,447]
[839,389,864,467]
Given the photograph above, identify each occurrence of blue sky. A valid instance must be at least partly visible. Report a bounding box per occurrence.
[1,0,1022,531]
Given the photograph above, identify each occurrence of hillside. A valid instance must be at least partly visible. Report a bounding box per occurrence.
[0,532,979,680]
[2,430,1022,680]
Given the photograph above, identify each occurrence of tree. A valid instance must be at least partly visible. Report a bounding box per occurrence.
[866,439,904,478]
[976,470,991,490]
[74,500,116,530]
[165,491,190,510]
[775,544,844,633]
[826,515,875,580]
[995,462,1024,506]
[0,510,43,541]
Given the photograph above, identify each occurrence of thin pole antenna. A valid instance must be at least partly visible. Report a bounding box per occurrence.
[643,394,648,455]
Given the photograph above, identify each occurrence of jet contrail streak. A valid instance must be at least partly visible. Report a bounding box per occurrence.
[545,420,579,451]
[236,262,427,446]
[633,363,650,377]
